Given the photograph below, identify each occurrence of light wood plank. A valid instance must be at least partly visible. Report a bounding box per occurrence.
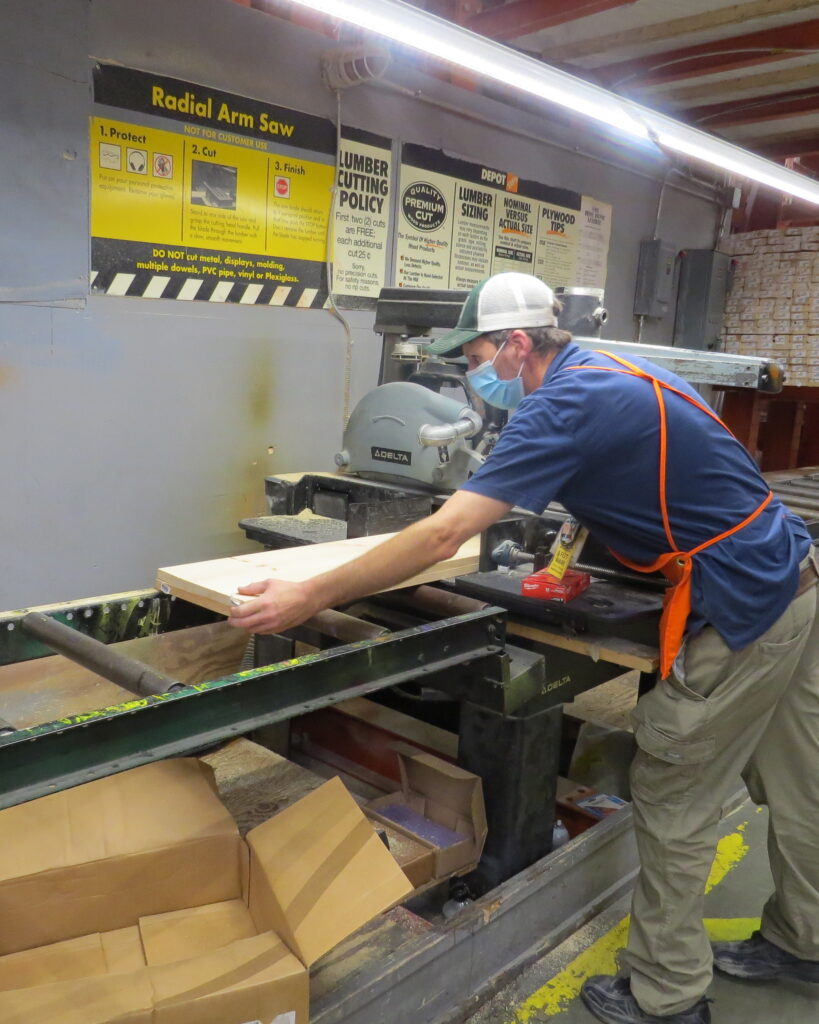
[507,620,659,673]
[156,534,481,616]
[542,0,819,62]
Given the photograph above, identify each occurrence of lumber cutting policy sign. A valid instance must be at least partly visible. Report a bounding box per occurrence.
[331,133,392,300]
[90,65,391,306]
[397,143,612,292]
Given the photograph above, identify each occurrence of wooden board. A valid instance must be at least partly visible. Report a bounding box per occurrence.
[156,533,481,616]
[0,621,248,729]
[565,670,640,732]
[507,621,660,673]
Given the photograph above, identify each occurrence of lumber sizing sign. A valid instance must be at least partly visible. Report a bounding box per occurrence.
[90,65,390,306]
[397,144,611,291]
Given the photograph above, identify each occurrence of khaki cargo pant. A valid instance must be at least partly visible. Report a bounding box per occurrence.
[623,550,819,1016]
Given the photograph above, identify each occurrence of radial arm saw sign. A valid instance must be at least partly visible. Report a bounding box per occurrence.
[90,64,391,306]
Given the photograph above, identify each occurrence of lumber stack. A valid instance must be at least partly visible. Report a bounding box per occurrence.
[721,226,819,386]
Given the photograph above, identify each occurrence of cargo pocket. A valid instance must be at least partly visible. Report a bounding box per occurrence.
[630,718,715,808]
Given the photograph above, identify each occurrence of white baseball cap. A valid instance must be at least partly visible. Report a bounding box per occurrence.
[426,272,559,355]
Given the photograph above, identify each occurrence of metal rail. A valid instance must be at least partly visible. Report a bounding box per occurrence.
[20,612,183,697]
[573,335,783,392]
[0,608,505,810]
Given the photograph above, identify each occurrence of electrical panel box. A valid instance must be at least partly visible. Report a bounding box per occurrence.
[633,238,677,319]
[673,249,732,351]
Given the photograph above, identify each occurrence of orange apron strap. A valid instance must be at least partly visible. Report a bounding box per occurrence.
[653,377,676,551]
[658,555,693,680]
[562,354,775,678]
[689,490,774,557]
[567,352,737,437]
[612,490,773,678]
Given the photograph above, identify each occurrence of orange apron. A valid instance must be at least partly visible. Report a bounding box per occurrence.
[565,351,773,679]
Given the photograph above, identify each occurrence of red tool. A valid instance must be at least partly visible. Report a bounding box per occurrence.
[521,567,591,603]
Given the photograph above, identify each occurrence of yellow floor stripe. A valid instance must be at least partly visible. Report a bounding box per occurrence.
[509,822,753,1022]
[705,918,760,942]
[513,919,631,1023]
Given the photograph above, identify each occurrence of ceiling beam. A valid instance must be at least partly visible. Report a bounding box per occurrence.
[595,18,819,89]
[465,0,637,42]
[241,0,341,35]
[659,61,819,107]
[540,0,819,62]
[684,87,819,129]
[752,134,819,159]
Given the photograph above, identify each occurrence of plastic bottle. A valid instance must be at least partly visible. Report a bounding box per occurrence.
[442,880,473,920]
[552,819,570,849]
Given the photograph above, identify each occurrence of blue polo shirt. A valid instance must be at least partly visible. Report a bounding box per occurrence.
[461,342,812,650]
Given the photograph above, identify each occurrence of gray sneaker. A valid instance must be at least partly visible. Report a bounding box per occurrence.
[581,976,711,1023]
[712,931,819,982]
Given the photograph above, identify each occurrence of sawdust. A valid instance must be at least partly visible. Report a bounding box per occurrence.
[202,738,323,835]
[377,825,429,864]
[311,905,433,989]
[565,670,639,731]
[270,511,345,543]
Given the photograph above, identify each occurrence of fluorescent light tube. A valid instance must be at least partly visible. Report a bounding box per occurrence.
[654,128,819,206]
[278,0,819,206]
[275,0,650,138]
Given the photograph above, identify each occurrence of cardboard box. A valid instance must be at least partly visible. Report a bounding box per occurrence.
[366,752,487,879]
[556,780,627,838]
[367,816,436,888]
[0,759,411,1023]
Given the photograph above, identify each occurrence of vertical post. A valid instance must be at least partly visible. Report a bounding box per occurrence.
[799,397,819,465]
[459,701,563,892]
[761,398,800,472]
[720,388,764,461]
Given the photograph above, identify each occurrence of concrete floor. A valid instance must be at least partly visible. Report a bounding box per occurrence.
[467,799,819,1023]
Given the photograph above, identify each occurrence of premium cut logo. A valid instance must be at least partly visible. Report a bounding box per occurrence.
[402,182,447,231]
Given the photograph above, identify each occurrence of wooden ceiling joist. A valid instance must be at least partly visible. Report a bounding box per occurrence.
[684,87,819,129]
[754,133,819,159]
[539,0,819,63]
[663,62,819,108]
[596,17,819,89]
[464,0,638,42]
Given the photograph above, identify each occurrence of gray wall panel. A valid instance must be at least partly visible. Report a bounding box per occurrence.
[0,0,89,301]
[1,0,721,608]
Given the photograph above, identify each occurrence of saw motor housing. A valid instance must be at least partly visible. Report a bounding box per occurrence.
[335,380,482,490]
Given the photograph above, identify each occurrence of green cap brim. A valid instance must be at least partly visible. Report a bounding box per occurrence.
[425,327,483,356]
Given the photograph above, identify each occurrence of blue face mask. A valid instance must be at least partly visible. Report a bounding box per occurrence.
[466,340,525,410]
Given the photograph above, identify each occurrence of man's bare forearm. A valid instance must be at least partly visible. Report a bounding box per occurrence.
[301,513,463,611]
[228,490,511,634]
